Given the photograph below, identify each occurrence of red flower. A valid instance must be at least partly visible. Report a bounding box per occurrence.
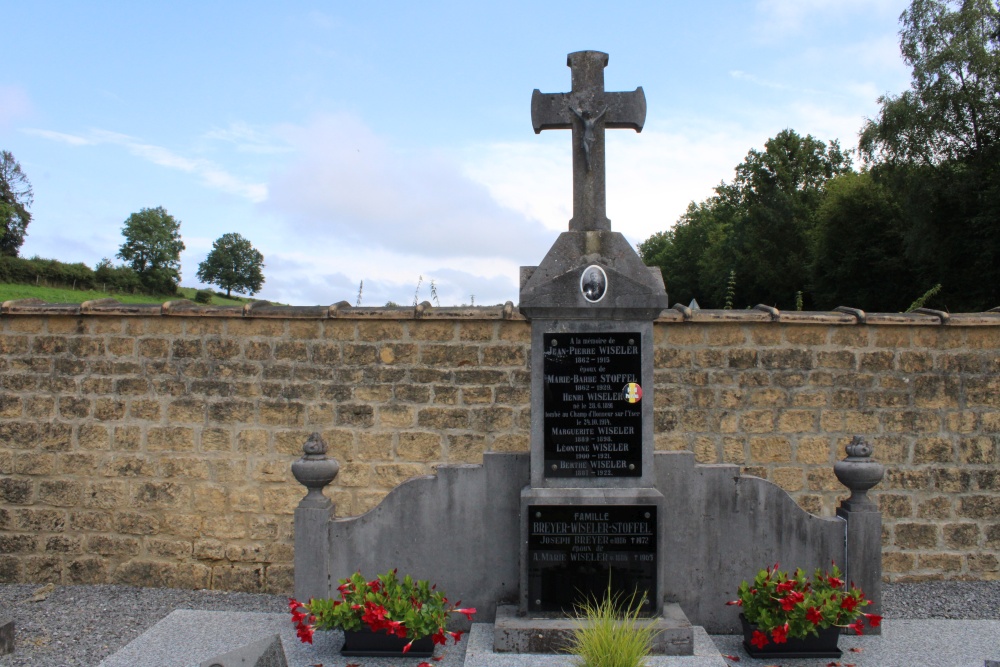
[750,630,769,649]
[418,663,432,667]
[432,629,448,646]
[779,591,804,611]
[840,596,858,612]
[402,640,413,654]
[295,624,314,644]
[848,619,865,635]
[450,630,464,644]
[806,606,823,625]
[725,600,743,606]
[776,580,796,594]
[771,623,789,644]
[828,576,844,588]
[455,607,477,620]
[864,613,883,628]
[368,578,381,593]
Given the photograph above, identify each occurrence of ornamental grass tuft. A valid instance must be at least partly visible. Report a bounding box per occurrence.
[566,587,658,667]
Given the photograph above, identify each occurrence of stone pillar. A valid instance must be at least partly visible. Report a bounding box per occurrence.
[291,432,338,602]
[834,436,885,635]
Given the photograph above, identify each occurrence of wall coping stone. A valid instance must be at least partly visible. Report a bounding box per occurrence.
[1,297,1000,325]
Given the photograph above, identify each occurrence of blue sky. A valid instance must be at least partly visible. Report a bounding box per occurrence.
[2,0,912,306]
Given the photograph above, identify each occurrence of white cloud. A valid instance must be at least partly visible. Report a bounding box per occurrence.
[241,247,521,307]
[25,127,267,203]
[462,120,764,247]
[0,86,31,128]
[265,114,553,262]
[21,128,94,146]
[202,122,291,155]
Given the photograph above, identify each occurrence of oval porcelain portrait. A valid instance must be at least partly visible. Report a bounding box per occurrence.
[580,265,607,303]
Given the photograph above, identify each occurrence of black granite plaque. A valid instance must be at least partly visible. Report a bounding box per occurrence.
[543,332,643,478]
[527,504,657,613]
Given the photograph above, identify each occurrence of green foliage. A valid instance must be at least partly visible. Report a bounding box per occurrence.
[860,0,1000,165]
[641,1,1000,312]
[856,0,1000,311]
[724,270,736,310]
[0,150,33,257]
[640,130,850,308]
[117,206,185,295]
[735,563,876,643]
[196,232,264,298]
[301,570,471,642]
[906,283,943,311]
[193,289,213,304]
[811,171,921,311]
[566,586,658,667]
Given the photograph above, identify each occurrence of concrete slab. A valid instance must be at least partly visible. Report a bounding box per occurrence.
[468,623,726,667]
[492,603,692,655]
[710,619,1000,667]
[99,610,1000,667]
[97,610,466,667]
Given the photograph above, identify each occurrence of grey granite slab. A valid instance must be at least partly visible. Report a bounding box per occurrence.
[97,610,467,667]
[98,611,1000,667]
[710,619,1000,667]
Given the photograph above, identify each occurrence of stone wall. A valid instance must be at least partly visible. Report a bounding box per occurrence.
[0,301,997,591]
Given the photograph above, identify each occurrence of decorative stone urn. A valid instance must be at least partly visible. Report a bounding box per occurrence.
[833,436,885,511]
[291,432,339,509]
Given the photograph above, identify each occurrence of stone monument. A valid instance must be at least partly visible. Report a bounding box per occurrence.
[290,50,885,655]
[497,49,684,652]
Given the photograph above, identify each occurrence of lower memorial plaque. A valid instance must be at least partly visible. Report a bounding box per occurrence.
[527,504,657,613]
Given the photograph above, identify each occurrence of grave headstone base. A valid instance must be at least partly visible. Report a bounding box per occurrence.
[492,603,692,655]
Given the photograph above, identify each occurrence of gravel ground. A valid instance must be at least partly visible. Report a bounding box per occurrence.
[0,581,998,667]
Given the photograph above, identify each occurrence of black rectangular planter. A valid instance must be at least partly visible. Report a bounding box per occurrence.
[740,614,842,659]
[341,628,434,658]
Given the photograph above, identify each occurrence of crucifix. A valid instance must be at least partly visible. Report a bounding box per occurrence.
[531,51,646,232]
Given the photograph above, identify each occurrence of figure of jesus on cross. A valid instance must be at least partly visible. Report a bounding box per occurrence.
[531,51,646,233]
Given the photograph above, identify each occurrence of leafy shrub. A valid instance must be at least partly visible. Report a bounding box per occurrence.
[193,289,213,304]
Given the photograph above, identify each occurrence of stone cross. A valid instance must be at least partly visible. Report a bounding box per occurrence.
[531,51,646,232]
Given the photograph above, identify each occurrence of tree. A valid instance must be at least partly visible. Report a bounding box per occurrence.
[811,171,922,311]
[859,0,1000,310]
[196,232,265,297]
[0,150,33,257]
[117,206,185,294]
[860,0,1000,165]
[641,130,851,308]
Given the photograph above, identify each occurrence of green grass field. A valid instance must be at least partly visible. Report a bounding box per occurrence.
[0,283,255,307]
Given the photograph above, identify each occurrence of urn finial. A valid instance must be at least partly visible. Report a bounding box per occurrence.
[291,432,339,509]
[834,436,884,511]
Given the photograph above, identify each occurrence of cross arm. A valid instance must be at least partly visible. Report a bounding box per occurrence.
[531,90,572,133]
[530,88,647,134]
[603,88,646,131]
